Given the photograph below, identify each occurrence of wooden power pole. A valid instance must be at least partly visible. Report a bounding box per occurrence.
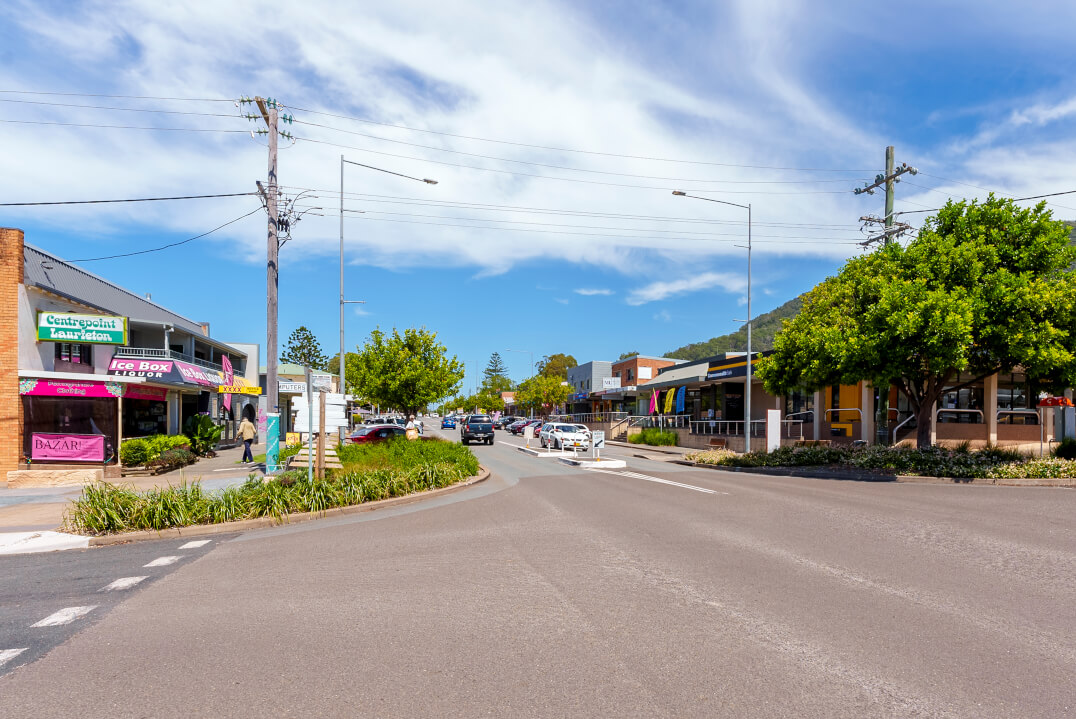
[316,391,326,480]
[254,97,280,421]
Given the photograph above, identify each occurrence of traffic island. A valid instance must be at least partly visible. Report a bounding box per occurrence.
[558,456,627,469]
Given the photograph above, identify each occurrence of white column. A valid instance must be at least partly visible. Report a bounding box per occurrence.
[985,373,998,443]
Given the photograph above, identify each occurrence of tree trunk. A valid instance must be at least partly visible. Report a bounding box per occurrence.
[915,402,933,449]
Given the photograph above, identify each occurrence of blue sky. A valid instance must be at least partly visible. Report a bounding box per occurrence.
[4,1,1076,392]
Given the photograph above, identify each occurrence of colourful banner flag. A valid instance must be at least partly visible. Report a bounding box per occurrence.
[663,388,675,414]
[649,389,658,414]
[221,354,234,412]
[675,386,685,414]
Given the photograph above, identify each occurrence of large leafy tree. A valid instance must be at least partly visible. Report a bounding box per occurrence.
[348,327,465,419]
[536,352,577,379]
[757,196,1076,448]
[481,352,514,395]
[280,326,329,370]
[516,374,571,415]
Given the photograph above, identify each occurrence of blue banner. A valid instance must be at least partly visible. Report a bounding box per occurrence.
[266,413,280,473]
[675,386,686,414]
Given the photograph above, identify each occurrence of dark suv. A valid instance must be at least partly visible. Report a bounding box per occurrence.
[461,414,494,445]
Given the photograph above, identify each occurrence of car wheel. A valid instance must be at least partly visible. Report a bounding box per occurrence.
[486,438,493,445]
[555,439,561,450]
[462,438,468,445]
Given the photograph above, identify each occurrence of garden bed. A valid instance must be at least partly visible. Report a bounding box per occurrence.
[64,437,479,535]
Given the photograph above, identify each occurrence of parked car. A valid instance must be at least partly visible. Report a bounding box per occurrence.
[507,419,530,434]
[461,414,495,445]
[540,423,591,450]
[527,420,545,436]
[441,416,456,429]
[348,424,406,444]
[495,415,521,429]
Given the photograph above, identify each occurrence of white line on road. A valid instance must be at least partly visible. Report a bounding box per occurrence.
[0,648,28,667]
[100,576,148,592]
[31,606,97,627]
[144,555,182,567]
[179,540,212,549]
[586,468,726,495]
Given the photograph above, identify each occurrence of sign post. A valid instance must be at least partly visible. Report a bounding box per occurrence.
[305,367,314,482]
[592,430,605,461]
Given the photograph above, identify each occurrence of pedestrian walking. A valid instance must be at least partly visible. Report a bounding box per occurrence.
[237,415,257,463]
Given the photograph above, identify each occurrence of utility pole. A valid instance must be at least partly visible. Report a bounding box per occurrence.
[854,145,918,245]
[253,97,280,421]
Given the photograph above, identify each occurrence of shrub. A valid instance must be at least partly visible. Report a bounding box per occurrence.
[120,438,150,467]
[684,448,738,465]
[150,448,196,471]
[629,429,679,446]
[989,458,1076,479]
[1052,437,1076,460]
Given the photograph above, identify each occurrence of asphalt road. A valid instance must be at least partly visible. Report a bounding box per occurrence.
[1,427,1074,718]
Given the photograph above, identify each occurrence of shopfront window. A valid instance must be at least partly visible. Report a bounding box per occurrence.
[22,395,118,463]
[123,398,167,437]
[784,389,814,418]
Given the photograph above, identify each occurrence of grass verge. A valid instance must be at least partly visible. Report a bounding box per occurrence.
[64,437,478,535]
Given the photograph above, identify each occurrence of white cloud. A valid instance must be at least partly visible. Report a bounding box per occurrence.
[653,310,672,322]
[352,306,371,316]
[626,272,746,305]
[554,298,570,305]
[574,288,614,296]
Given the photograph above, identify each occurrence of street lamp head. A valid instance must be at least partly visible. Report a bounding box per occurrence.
[672,190,686,196]
[423,179,438,185]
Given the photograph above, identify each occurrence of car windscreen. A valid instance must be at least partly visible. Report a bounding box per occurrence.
[351,427,372,437]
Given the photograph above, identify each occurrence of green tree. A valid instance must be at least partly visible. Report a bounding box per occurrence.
[536,352,577,379]
[481,352,514,395]
[516,374,571,415]
[327,352,360,394]
[757,196,1076,449]
[618,351,639,360]
[348,327,465,419]
[280,326,329,370]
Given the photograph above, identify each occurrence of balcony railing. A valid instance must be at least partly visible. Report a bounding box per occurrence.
[114,346,227,372]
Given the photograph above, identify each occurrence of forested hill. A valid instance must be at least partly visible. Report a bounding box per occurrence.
[664,295,803,362]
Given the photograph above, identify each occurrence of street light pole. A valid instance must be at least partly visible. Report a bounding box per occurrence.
[339,156,438,436]
[672,191,754,443]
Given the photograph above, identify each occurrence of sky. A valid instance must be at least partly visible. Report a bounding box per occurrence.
[4,0,1076,392]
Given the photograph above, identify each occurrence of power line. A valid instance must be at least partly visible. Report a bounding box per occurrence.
[295,118,862,185]
[893,189,1076,216]
[68,207,262,262]
[345,214,862,245]
[0,191,257,206]
[295,136,853,194]
[0,97,237,117]
[285,103,872,173]
[312,206,863,239]
[280,185,863,229]
[0,118,248,133]
[0,90,234,102]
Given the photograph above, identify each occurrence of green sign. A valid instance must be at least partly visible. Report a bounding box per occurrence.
[37,311,127,345]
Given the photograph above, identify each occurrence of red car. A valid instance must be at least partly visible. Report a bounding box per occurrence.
[347,423,406,444]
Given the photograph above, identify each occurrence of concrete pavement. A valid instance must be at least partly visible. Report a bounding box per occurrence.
[2,427,1074,717]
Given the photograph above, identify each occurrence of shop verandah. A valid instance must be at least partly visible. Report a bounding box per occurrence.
[558,369,1066,453]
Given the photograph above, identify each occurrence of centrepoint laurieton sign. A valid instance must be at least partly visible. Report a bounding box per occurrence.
[37,311,127,344]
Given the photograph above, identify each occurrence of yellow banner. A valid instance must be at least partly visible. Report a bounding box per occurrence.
[218,385,260,395]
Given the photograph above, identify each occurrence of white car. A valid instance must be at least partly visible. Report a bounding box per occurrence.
[540,422,591,451]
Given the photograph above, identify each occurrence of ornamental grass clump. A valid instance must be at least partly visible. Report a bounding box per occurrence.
[628,428,679,446]
[988,458,1076,479]
[64,438,480,535]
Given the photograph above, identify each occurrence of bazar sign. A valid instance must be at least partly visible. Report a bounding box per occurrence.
[31,433,105,462]
[20,377,125,398]
[218,384,260,395]
[37,312,127,344]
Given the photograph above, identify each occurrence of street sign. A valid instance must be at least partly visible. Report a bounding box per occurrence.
[37,311,127,344]
[311,373,333,392]
[592,430,605,449]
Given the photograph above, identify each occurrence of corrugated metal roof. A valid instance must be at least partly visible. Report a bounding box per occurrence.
[24,243,240,353]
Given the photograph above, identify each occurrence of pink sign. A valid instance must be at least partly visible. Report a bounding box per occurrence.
[19,377,125,398]
[31,433,105,462]
[108,358,174,379]
[221,354,234,412]
[124,385,168,401]
[173,360,226,387]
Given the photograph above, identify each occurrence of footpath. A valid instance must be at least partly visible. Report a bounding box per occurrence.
[0,444,265,551]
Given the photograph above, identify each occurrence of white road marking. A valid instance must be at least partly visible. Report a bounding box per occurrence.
[31,606,97,627]
[585,468,725,495]
[0,648,28,667]
[179,539,212,549]
[100,576,148,592]
[144,555,182,567]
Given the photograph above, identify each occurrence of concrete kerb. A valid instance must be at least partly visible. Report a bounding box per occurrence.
[86,466,492,548]
[671,460,1076,487]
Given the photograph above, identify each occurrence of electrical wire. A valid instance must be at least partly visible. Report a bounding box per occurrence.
[68,207,262,262]
[305,205,863,238]
[295,119,862,185]
[285,103,872,173]
[0,90,234,102]
[0,118,248,133]
[345,215,863,245]
[894,189,1076,216]
[280,186,863,229]
[0,192,257,206]
[0,97,238,117]
[296,136,853,194]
